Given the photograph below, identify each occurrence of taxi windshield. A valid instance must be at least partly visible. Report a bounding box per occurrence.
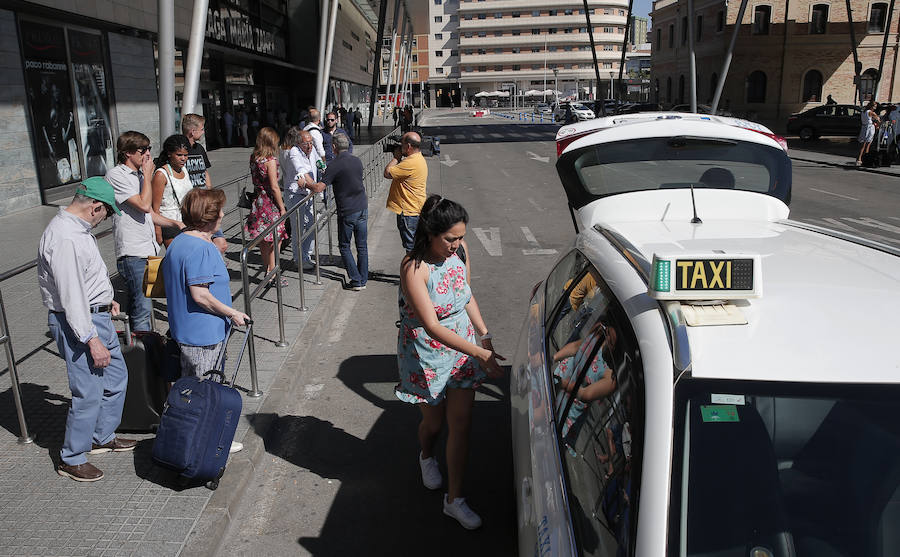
[669,379,900,557]
[558,136,792,208]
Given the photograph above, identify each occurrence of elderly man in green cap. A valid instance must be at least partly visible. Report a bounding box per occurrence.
[39,176,137,482]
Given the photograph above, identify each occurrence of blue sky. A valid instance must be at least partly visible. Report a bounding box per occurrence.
[634,0,652,22]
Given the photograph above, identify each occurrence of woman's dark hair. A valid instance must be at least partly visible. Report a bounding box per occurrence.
[407,194,468,266]
[154,134,191,169]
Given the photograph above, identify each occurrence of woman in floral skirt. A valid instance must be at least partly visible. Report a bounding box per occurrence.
[244,126,288,287]
[395,194,505,530]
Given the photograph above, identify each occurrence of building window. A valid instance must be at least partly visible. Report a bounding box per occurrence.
[494,12,503,18]
[436,67,444,74]
[549,28,558,34]
[478,66,486,72]
[679,74,686,103]
[494,65,503,71]
[464,14,472,20]
[810,4,828,34]
[342,40,352,50]
[412,54,418,62]
[512,29,521,35]
[656,28,661,48]
[549,9,557,16]
[532,28,540,35]
[603,62,612,68]
[434,0,441,3]
[697,15,703,40]
[513,11,520,17]
[495,31,503,36]
[494,48,502,53]
[869,2,888,32]
[465,66,472,72]
[434,15,442,23]
[435,33,442,39]
[604,26,614,33]
[435,50,443,57]
[604,44,613,50]
[802,69,823,101]
[667,76,673,102]
[513,64,520,70]
[681,16,688,44]
[451,49,458,56]
[548,46,557,52]
[564,28,573,33]
[351,31,359,41]
[717,11,724,31]
[478,13,486,19]
[532,10,540,17]
[753,5,771,35]
[860,68,878,100]
[512,47,520,53]
[478,31,486,37]
[746,70,767,102]
[532,63,540,69]
[564,8,573,15]
[669,23,674,47]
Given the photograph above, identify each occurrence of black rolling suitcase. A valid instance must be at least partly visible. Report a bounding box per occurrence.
[113,316,168,432]
[152,322,252,490]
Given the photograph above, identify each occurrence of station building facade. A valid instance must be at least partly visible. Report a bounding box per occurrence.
[0,0,376,216]
[651,0,900,129]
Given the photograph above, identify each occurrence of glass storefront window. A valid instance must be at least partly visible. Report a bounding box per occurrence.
[68,30,115,178]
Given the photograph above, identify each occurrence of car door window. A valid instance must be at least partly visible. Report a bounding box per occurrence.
[543,249,591,352]
[547,265,644,556]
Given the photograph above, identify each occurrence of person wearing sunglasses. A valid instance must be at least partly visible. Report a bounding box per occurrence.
[105,131,184,334]
[39,177,137,482]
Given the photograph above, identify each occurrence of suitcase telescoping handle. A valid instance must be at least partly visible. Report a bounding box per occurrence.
[203,319,253,387]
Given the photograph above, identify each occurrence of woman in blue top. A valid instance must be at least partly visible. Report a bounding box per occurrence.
[396,195,505,530]
[163,188,249,380]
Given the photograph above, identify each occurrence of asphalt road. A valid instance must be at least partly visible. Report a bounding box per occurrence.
[217,115,900,556]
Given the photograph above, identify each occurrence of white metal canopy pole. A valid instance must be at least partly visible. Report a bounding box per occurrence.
[382,0,402,121]
[687,0,697,112]
[711,0,750,113]
[181,0,209,119]
[392,17,409,112]
[158,0,176,137]
[318,0,340,113]
[314,0,330,113]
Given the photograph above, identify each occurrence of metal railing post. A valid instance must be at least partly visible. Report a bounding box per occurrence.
[313,207,324,286]
[273,235,287,348]
[239,248,262,398]
[0,289,32,444]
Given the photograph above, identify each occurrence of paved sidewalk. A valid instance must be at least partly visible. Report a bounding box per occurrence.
[0,135,396,556]
[787,137,900,177]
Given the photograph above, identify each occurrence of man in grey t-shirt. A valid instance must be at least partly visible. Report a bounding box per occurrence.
[106,131,183,332]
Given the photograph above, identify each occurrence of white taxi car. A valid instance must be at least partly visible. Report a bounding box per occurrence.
[511,116,900,556]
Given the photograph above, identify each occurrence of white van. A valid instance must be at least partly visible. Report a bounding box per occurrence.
[510,117,900,556]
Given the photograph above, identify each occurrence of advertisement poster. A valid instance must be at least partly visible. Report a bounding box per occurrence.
[68,30,114,178]
[20,20,81,189]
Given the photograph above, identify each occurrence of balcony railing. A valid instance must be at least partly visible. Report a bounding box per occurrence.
[459,32,625,47]
[458,14,627,30]
[458,0,629,12]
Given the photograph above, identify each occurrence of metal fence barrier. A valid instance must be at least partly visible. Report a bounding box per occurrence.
[0,125,404,444]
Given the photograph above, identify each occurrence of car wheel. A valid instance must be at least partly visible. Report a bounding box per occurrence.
[799,127,816,141]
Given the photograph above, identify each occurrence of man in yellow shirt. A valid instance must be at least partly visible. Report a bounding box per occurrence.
[384,132,428,250]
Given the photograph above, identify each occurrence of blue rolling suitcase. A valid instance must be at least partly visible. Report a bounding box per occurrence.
[152,322,252,490]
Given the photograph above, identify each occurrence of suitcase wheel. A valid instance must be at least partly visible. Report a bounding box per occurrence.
[206,479,219,490]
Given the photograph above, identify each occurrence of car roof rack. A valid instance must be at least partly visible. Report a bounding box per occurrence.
[594,224,692,375]
[777,219,900,258]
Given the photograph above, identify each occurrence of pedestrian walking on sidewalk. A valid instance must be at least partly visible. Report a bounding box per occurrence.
[314,133,367,290]
[395,195,505,530]
[857,100,880,166]
[245,127,288,288]
[39,177,137,482]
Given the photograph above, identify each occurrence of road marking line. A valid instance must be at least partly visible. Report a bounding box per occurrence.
[521,226,557,256]
[528,198,542,211]
[842,217,900,234]
[525,151,550,163]
[811,218,900,245]
[500,169,510,178]
[809,188,859,201]
[472,227,502,256]
[819,218,857,231]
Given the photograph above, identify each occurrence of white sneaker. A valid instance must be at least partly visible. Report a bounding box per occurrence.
[419,452,442,490]
[443,494,482,530]
[229,441,243,454]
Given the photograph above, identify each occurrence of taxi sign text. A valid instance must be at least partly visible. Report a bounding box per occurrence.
[649,253,762,300]
[675,259,753,291]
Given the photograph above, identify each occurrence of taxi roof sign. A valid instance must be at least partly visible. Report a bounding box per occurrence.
[649,253,763,300]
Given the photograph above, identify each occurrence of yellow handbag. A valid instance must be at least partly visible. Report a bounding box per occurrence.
[143,255,166,298]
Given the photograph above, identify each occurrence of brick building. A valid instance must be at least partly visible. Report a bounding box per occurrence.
[651,0,900,130]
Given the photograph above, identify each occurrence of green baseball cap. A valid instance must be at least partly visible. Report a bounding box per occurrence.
[76,176,121,215]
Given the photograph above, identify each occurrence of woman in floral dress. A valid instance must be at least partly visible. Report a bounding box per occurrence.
[396,194,505,530]
[244,126,288,287]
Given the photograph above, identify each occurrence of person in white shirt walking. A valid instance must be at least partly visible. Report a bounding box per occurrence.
[280,128,324,272]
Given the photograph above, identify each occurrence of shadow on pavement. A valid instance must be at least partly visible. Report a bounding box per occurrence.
[0,383,69,453]
[421,124,558,145]
[248,354,518,556]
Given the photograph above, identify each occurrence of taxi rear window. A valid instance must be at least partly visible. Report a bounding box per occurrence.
[557,136,792,208]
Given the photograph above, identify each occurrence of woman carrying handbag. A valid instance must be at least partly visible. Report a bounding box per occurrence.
[151,134,192,247]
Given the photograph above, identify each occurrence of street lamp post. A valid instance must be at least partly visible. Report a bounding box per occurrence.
[553,68,559,104]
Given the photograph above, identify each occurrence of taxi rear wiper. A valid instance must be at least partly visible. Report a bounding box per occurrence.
[667,136,738,148]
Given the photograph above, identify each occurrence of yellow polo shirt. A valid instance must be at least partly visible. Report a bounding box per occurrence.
[386,152,428,216]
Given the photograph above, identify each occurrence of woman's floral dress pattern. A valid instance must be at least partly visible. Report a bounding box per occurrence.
[553,329,609,440]
[244,156,288,243]
[395,253,485,405]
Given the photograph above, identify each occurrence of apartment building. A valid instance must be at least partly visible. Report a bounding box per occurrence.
[631,15,649,45]
[429,0,463,106]
[651,0,900,129]
[454,0,630,104]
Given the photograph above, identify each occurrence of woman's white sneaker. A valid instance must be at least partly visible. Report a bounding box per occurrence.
[229,441,243,454]
[419,452,442,490]
[443,494,482,530]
